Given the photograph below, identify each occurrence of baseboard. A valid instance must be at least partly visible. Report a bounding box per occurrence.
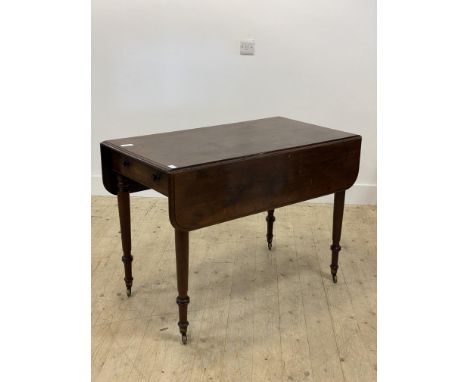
[91,175,376,205]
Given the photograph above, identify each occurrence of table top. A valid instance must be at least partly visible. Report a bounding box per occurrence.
[102,117,359,171]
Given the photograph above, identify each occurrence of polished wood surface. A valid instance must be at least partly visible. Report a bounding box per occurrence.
[266,209,275,250]
[102,116,357,170]
[116,175,133,296]
[100,117,362,343]
[169,137,360,230]
[175,229,190,344]
[330,191,345,283]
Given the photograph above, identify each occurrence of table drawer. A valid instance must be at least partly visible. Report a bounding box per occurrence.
[101,143,169,196]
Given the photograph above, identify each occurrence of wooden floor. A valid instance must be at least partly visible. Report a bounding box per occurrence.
[92,196,376,382]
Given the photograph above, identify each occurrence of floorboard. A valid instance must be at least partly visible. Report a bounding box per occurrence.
[92,196,377,382]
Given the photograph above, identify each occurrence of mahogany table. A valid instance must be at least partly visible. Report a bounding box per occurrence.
[100,117,361,344]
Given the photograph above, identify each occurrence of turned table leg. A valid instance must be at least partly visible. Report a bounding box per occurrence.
[266,209,275,250]
[117,175,134,296]
[175,229,190,344]
[330,191,345,283]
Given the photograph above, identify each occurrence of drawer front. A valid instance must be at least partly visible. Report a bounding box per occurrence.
[169,138,361,230]
[101,144,169,196]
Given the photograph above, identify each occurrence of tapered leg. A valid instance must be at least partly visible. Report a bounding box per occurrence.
[175,229,190,344]
[330,191,345,283]
[266,209,275,250]
[117,175,133,296]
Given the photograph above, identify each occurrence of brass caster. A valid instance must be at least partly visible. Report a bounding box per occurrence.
[126,287,132,297]
[332,274,337,284]
[268,242,272,250]
[181,333,188,345]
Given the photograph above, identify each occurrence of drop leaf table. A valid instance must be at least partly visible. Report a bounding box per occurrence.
[100,117,361,344]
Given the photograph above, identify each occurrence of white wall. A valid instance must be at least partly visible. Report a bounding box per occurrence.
[92,0,376,204]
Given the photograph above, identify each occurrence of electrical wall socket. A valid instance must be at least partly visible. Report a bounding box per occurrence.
[240,39,255,55]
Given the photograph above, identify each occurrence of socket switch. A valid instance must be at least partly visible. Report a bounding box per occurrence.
[240,39,255,55]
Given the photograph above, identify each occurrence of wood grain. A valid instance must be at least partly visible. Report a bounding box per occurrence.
[169,138,360,230]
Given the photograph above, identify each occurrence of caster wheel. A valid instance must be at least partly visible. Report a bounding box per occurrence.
[126,288,132,297]
[268,242,272,250]
[332,274,337,284]
[181,333,188,345]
